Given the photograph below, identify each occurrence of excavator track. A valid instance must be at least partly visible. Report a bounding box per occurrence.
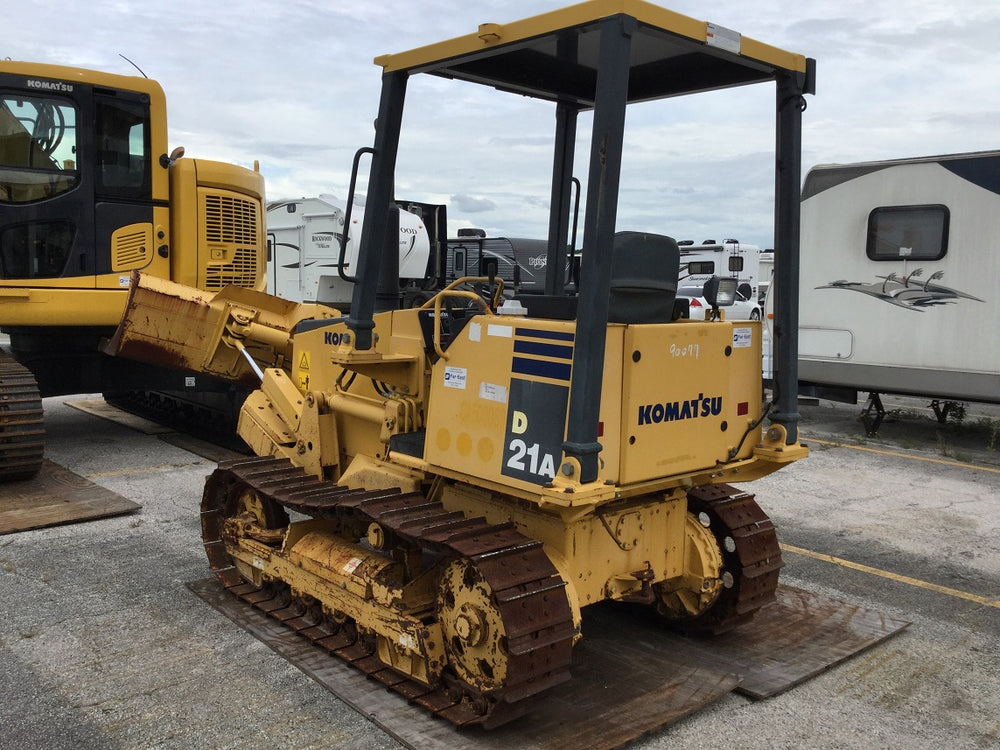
[104,388,250,453]
[201,455,576,728]
[677,483,784,635]
[0,352,45,481]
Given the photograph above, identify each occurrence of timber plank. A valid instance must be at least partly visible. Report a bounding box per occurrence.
[0,460,140,534]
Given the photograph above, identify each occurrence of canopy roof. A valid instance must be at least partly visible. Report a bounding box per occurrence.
[375,0,811,107]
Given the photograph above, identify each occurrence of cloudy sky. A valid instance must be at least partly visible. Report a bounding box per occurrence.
[6,0,999,248]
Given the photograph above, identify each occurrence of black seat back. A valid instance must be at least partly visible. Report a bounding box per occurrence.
[608,231,680,323]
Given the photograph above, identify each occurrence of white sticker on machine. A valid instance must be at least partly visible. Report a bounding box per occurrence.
[479,382,508,403]
[444,366,467,389]
[733,327,753,348]
[706,22,741,53]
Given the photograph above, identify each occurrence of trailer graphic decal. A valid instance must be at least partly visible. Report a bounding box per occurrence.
[817,269,984,311]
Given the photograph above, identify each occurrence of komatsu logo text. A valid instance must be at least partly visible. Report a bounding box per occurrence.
[27,79,74,92]
[638,394,723,425]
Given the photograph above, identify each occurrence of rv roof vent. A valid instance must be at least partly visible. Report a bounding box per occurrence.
[724,238,739,244]
[702,239,716,244]
[457,228,487,238]
[678,240,694,246]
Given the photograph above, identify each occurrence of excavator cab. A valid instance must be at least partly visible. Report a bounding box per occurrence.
[0,61,268,478]
[0,64,170,298]
[110,0,815,728]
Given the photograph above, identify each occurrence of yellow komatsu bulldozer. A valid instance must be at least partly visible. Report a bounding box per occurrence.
[110,0,815,728]
[0,61,267,479]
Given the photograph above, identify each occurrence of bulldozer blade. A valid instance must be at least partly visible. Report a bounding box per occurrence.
[104,272,338,388]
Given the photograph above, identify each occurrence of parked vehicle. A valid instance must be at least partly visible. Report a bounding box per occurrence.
[678,239,764,313]
[797,150,999,430]
[267,198,557,308]
[677,282,760,320]
[0,60,267,478]
[266,195,446,308]
[108,0,813,728]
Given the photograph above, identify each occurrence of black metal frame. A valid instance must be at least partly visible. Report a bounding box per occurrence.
[346,10,815,481]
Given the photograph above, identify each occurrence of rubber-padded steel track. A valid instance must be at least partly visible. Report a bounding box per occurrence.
[682,483,784,634]
[0,352,45,481]
[201,455,576,728]
[104,388,250,452]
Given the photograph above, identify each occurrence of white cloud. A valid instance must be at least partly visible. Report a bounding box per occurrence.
[5,0,999,249]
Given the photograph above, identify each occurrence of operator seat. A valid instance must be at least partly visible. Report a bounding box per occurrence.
[608,231,680,323]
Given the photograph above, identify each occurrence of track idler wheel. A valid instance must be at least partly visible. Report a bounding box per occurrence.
[654,512,724,620]
[202,467,290,583]
[655,484,783,635]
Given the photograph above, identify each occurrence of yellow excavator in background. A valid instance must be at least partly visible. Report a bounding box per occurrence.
[110,0,814,728]
[0,61,266,479]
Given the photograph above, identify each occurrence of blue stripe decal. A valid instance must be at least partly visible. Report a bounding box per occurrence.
[512,357,571,381]
[513,339,574,360]
[515,327,575,342]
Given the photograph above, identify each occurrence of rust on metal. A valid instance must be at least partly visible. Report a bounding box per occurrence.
[105,271,339,389]
[197,457,910,736]
[201,455,577,728]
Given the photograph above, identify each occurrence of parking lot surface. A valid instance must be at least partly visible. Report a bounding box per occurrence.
[1,396,997,749]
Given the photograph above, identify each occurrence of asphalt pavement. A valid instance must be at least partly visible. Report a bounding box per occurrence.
[0,395,997,749]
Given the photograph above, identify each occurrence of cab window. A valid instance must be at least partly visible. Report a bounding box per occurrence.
[0,220,75,278]
[95,97,150,197]
[0,94,79,203]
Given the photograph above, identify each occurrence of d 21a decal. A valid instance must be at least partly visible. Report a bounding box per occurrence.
[501,379,568,484]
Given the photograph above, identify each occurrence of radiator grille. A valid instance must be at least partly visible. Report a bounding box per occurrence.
[204,194,259,245]
[202,192,261,289]
[204,247,259,290]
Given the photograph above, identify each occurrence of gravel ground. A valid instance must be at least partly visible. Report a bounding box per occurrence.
[0,395,997,749]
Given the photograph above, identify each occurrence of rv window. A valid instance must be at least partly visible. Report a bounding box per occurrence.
[728,256,744,272]
[688,261,714,274]
[866,205,948,261]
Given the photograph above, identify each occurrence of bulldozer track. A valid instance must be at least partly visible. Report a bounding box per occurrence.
[201,455,576,728]
[682,483,784,634]
[0,353,45,481]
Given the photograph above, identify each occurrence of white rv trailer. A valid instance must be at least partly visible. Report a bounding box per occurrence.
[797,150,1000,422]
[758,250,774,304]
[266,199,551,308]
[266,196,446,308]
[677,239,763,318]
